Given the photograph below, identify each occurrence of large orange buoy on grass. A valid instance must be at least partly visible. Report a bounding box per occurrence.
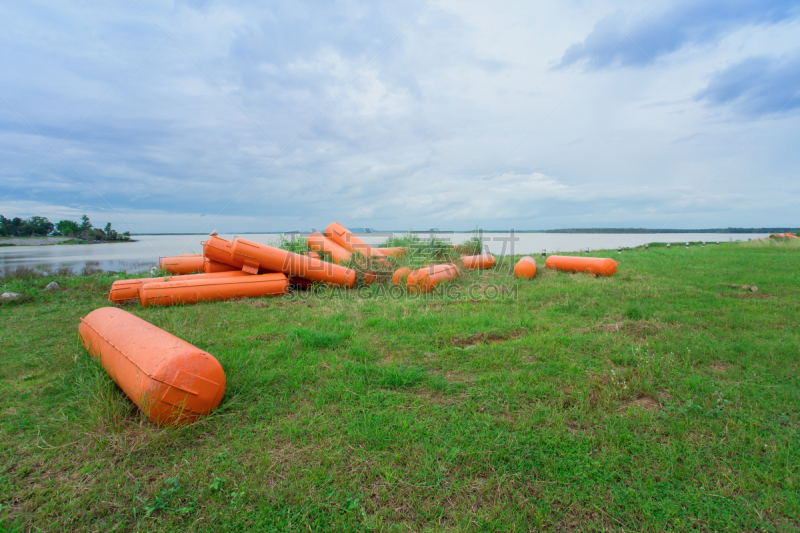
[79,307,226,426]
[325,222,384,258]
[407,263,460,293]
[545,255,618,276]
[230,237,356,288]
[109,271,252,303]
[514,256,537,279]
[160,255,205,275]
[140,273,288,307]
[461,254,496,270]
[307,232,352,264]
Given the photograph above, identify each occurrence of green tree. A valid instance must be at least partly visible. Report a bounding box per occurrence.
[79,215,93,240]
[56,220,80,237]
[22,216,54,236]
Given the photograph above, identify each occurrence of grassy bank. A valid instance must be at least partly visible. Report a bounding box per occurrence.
[1,240,799,531]
[0,236,87,246]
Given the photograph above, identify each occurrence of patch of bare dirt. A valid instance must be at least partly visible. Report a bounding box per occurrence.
[719,283,758,292]
[718,291,772,299]
[450,328,527,347]
[442,370,477,385]
[617,395,661,412]
[600,322,623,333]
[249,299,313,309]
[426,299,493,311]
[710,362,731,374]
[578,320,665,338]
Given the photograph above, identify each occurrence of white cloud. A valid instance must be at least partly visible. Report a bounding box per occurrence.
[0,0,798,232]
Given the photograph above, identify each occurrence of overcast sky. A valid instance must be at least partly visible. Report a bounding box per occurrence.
[1,0,799,233]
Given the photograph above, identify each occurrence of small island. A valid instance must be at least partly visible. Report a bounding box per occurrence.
[0,214,133,246]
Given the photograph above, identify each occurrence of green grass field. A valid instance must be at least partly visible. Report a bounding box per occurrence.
[1,239,799,531]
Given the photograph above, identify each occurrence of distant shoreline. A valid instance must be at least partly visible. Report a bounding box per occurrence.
[126,228,795,236]
[0,236,137,246]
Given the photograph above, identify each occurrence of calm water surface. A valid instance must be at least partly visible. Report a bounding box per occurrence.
[0,232,767,274]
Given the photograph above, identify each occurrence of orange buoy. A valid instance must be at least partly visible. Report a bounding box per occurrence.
[204,258,239,273]
[461,254,496,270]
[305,250,322,260]
[392,267,411,285]
[109,271,252,303]
[203,235,277,274]
[203,235,243,268]
[307,232,352,264]
[230,237,356,288]
[514,256,537,279]
[325,222,383,258]
[160,255,205,275]
[407,263,460,293]
[545,255,618,276]
[377,247,406,257]
[140,273,288,307]
[79,307,225,426]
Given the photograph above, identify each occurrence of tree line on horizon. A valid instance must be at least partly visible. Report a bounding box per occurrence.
[544,227,800,234]
[0,214,130,242]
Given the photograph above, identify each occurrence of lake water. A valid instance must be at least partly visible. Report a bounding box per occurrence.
[0,232,768,274]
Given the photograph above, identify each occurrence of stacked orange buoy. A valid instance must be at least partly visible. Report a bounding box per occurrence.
[140,273,288,307]
[160,254,205,275]
[230,237,356,287]
[204,235,245,270]
[514,256,537,279]
[326,222,384,258]
[108,271,252,303]
[79,307,225,426]
[204,258,239,273]
[545,255,618,276]
[307,232,352,264]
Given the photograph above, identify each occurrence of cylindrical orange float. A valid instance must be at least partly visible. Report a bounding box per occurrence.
[461,254,496,270]
[203,235,243,268]
[407,263,460,293]
[230,237,356,287]
[392,267,411,285]
[545,255,618,276]
[160,255,205,275]
[307,232,352,264]
[514,256,537,279]
[305,251,322,260]
[377,247,406,257]
[109,271,252,303]
[204,258,239,273]
[140,273,288,307]
[203,235,275,274]
[79,307,225,426]
[325,222,384,258]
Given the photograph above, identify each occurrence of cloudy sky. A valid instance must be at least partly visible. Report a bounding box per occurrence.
[1,0,799,233]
